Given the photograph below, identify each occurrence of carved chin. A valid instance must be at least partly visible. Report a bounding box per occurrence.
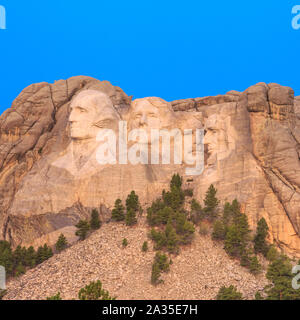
[70,127,90,139]
[206,144,217,155]
[70,132,92,140]
[207,153,217,166]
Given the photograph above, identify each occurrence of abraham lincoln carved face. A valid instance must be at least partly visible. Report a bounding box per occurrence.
[69,90,120,140]
[204,113,237,165]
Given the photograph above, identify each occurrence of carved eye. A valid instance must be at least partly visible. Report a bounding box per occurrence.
[97,119,113,128]
[135,114,141,119]
[77,107,86,113]
[148,113,157,117]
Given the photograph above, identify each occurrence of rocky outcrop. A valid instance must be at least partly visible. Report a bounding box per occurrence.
[0,77,130,246]
[171,83,300,257]
[0,77,300,258]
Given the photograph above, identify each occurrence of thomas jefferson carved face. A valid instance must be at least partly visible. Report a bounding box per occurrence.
[69,90,120,140]
[128,97,176,137]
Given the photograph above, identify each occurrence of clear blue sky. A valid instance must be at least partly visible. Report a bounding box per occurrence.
[0,0,299,114]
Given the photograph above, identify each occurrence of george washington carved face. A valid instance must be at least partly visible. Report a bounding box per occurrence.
[69,90,120,140]
[52,90,121,176]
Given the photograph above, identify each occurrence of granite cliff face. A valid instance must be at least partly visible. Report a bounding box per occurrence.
[0,77,131,247]
[0,77,299,258]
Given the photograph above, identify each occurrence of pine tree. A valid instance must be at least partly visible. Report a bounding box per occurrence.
[175,212,195,244]
[249,255,262,275]
[125,208,137,226]
[15,263,26,277]
[234,212,251,242]
[223,202,233,225]
[255,291,264,300]
[266,245,279,262]
[223,199,241,224]
[55,233,68,252]
[24,246,36,268]
[150,228,167,250]
[164,187,185,211]
[151,261,162,285]
[45,245,54,260]
[254,218,269,256]
[47,292,62,300]
[190,199,204,224]
[224,225,242,257]
[12,245,24,270]
[146,199,166,226]
[0,241,13,275]
[170,173,182,190]
[158,207,174,225]
[142,241,148,252]
[36,244,53,264]
[126,191,139,212]
[165,220,179,254]
[230,199,241,217]
[36,246,44,265]
[240,250,251,268]
[181,221,195,244]
[216,285,243,300]
[111,199,125,221]
[265,255,300,300]
[78,280,116,300]
[220,198,250,255]
[75,220,90,240]
[203,185,219,221]
[212,220,226,240]
[151,252,170,285]
[90,209,101,230]
[122,238,128,247]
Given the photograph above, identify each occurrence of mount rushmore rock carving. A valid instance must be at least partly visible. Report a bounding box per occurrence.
[0,76,300,258]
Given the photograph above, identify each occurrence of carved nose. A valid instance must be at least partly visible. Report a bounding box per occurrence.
[140,114,147,125]
[69,110,77,122]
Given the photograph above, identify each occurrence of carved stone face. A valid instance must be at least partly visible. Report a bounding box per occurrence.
[128,97,175,137]
[69,90,120,140]
[204,114,236,165]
